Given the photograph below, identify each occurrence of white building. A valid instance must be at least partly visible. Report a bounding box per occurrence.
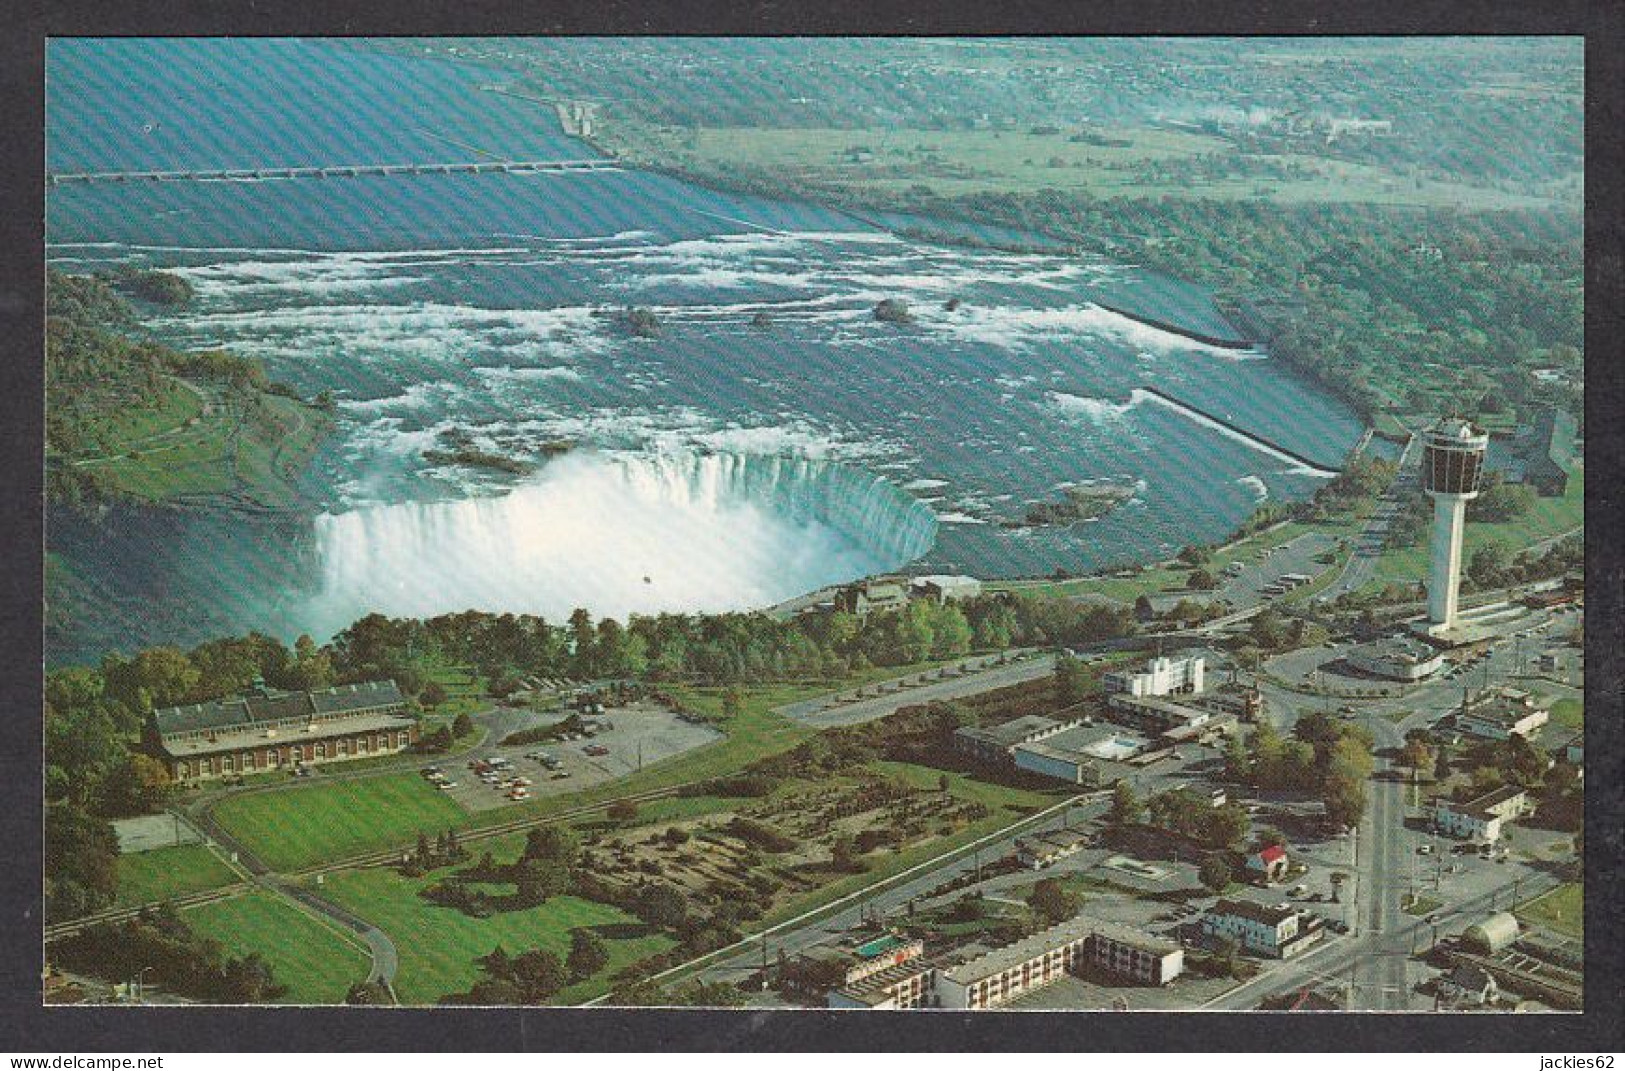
[1456,695,1550,740]
[910,575,983,604]
[935,914,1182,1009]
[1011,724,1149,786]
[1431,786,1529,843]
[1103,654,1205,698]
[1201,899,1323,959]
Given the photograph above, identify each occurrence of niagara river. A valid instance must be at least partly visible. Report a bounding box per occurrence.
[45,38,1369,665]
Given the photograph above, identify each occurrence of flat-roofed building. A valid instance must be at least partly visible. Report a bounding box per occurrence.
[148,680,415,782]
[909,575,983,604]
[827,961,935,1010]
[953,714,1086,765]
[1084,919,1184,987]
[1103,654,1205,698]
[936,913,1182,1009]
[1456,692,1550,740]
[1011,724,1149,786]
[1015,827,1093,869]
[1346,636,1445,681]
[1202,898,1324,959]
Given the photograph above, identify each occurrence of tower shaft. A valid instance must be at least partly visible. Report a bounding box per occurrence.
[1428,494,1468,627]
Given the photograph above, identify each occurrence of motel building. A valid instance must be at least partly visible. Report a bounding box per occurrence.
[147,679,417,782]
[935,914,1182,1010]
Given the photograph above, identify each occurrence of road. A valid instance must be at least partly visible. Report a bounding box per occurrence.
[778,652,1055,728]
[636,793,1109,1001]
[1324,432,1419,600]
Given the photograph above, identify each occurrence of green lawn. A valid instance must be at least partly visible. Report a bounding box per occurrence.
[605,121,1553,211]
[317,869,673,1005]
[1370,467,1583,588]
[116,843,240,908]
[1516,881,1583,939]
[212,774,467,872]
[210,663,1023,874]
[183,890,372,1004]
[1549,698,1582,730]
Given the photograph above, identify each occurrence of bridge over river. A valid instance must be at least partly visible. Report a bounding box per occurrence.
[48,158,620,186]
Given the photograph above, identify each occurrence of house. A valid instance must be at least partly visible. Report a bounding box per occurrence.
[1438,963,1500,1007]
[1015,827,1092,869]
[1244,844,1290,885]
[1517,408,1576,497]
[1201,899,1324,959]
[147,679,416,782]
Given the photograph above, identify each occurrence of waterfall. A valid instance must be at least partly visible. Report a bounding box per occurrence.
[301,450,937,632]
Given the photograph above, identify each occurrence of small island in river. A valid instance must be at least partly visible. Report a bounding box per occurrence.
[1002,481,1137,529]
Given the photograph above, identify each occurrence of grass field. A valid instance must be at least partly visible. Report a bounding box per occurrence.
[212,774,467,872]
[1369,467,1583,589]
[116,844,240,907]
[1549,698,1582,730]
[90,392,330,507]
[65,377,203,456]
[603,121,1554,212]
[209,659,1042,873]
[317,870,673,1005]
[183,890,372,1004]
[1515,881,1583,939]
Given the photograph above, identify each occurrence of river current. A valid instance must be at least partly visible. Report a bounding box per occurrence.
[45,38,1366,664]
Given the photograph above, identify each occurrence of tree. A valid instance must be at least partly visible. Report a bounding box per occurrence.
[1187,568,1219,591]
[1434,747,1452,782]
[419,681,449,708]
[1054,652,1090,707]
[831,834,865,873]
[44,804,119,922]
[1400,738,1436,780]
[1321,771,1366,829]
[1222,732,1252,784]
[1468,541,1512,589]
[1028,877,1078,924]
[637,885,688,930]
[607,799,639,824]
[100,753,175,817]
[523,825,580,868]
[1108,781,1144,828]
[1199,852,1234,894]
[510,948,568,1002]
[566,928,610,982]
[452,712,473,738]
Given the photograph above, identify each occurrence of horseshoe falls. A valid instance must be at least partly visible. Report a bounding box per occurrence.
[302,451,939,635]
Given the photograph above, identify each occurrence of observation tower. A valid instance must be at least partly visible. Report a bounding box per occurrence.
[1419,418,1489,634]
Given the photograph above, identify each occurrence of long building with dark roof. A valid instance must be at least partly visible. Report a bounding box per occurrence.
[147,680,416,782]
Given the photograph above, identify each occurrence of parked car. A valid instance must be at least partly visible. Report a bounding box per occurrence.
[550,771,571,780]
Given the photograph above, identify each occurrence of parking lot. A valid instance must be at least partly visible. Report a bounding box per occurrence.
[425,701,723,813]
[1216,532,1339,609]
